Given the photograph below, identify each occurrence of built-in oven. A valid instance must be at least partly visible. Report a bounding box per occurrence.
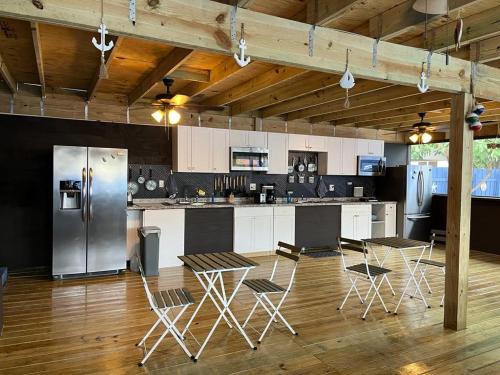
[357,155,386,176]
[230,147,269,172]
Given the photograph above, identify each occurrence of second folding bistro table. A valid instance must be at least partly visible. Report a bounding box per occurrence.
[178,252,258,361]
[362,237,432,314]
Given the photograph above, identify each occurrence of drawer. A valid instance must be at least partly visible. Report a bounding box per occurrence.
[274,206,295,216]
[341,204,372,214]
[234,207,274,218]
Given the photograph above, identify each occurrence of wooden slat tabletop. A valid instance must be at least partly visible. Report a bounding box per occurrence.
[363,237,430,249]
[179,252,258,272]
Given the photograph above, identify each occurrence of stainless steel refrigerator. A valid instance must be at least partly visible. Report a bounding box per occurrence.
[52,146,128,277]
[378,165,433,241]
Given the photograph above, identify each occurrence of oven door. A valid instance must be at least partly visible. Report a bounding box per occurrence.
[358,156,386,176]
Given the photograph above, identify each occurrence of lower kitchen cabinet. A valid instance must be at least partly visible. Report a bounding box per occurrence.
[184,208,233,255]
[273,206,295,246]
[143,209,185,268]
[341,204,372,241]
[384,203,397,237]
[295,206,341,248]
[234,207,274,253]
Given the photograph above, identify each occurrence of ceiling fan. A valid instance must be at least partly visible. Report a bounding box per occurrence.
[150,78,225,124]
[409,112,435,144]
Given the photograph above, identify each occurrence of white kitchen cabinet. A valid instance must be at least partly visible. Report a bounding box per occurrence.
[341,138,357,175]
[288,133,327,152]
[143,209,185,268]
[211,128,229,173]
[319,136,342,175]
[173,126,229,173]
[267,132,289,174]
[234,207,274,254]
[126,210,142,261]
[308,135,327,152]
[356,139,384,157]
[288,134,308,151]
[384,203,397,237]
[273,207,295,246]
[341,205,371,241]
[229,129,268,148]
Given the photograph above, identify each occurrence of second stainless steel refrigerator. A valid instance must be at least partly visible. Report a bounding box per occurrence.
[378,165,433,241]
[53,145,128,277]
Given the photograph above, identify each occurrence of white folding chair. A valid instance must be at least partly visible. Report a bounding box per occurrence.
[337,237,392,320]
[135,255,195,366]
[242,242,301,343]
[410,230,446,306]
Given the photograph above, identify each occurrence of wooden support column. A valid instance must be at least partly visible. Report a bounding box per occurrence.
[444,92,473,331]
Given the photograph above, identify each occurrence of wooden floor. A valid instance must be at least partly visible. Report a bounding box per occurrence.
[1,247,500,375]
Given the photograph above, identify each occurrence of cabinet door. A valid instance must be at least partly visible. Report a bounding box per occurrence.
[174,126,192,172]
[229,129,249,147]
[288,134,308,151]
[254,215,274,251]
[385,203,397,237]
[356,139,369,156]
[234,216,254,253]
[211,128,229,173]
[369,140,384,156]
[248,131,268,148]
[326,137,342,175]
[308,135,327,152]
[274,214,295,246]
[267,132,288,174]
[356,212,372,240]
[191,127,212,172]
[341,210,356,239]
[341,138,357,175]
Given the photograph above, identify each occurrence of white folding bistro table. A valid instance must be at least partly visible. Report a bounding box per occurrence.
[362,237,431,314]
[178,252,258,361]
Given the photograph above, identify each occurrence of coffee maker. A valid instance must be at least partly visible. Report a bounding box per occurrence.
[262,184,276,204]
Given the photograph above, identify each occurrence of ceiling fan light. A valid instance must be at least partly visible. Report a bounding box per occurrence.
[409,133,420,143]
[412,0,447,14]
[151,109,165,123]
[168,109,181,125]
[421,132,432,144]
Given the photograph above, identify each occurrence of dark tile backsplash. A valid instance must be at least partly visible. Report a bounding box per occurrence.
[129,164,380,199]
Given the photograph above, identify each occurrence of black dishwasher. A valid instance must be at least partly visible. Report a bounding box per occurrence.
[295,206,341,248]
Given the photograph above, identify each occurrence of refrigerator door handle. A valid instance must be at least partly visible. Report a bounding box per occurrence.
[407,214,431,220]
[82,167,87,221]
[89,167,94,220]
[417,170,423,207]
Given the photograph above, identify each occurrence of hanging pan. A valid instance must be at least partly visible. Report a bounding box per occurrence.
[127,167,139,196]
[145,168,157,191]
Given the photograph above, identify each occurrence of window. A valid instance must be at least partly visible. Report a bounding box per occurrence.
[410,138,500,198]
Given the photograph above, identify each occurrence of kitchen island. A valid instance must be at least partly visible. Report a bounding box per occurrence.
[127,198,397,268]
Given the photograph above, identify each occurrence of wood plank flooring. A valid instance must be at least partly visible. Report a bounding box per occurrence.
[1,247,500,374]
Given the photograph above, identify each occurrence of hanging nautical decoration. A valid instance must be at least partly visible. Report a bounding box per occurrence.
[92,1,114,79]
[339,49,355,108]
[234,24,250,68]
[466,111,482,132]
[454,9,463,51]
[417,62,429,93]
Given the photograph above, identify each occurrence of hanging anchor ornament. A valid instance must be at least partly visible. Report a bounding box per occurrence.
[417,62,429,93]
[92,23,114,79]
[340,49,355,108]
[234,24,250,68]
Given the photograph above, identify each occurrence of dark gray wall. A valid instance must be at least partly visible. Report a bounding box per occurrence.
[385,143,409,167]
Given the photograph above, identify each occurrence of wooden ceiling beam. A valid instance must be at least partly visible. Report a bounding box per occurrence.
[87,36,123,101]
[230,72,340,116]
[0,51,16,95]
[30,22,45,98]
[128,47,193,106]
[293,86,417,122]
[307,0,362,26]
[169,67,210,82]
[262,79,388,118]
[369,0,478,41]
[1,0,498,100]
[470,35,500,64]
[201,65,305,107]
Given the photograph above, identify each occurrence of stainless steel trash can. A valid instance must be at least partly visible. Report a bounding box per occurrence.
[138,226,161,276]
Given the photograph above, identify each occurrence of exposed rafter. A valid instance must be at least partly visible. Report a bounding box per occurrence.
[30,22,46,98]
[169,67,210,82]
[2,0,498,100]
[307,0,361,26]
[87,36,123,101]
[0,51,16,95]
[470,35,500,64]
[128,47,193,106]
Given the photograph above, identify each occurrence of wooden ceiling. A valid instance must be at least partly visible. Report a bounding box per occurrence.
[0,0,499,133]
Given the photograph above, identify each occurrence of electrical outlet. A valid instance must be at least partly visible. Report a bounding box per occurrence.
[329,184,335,192]
[158,180,165,188]
[249,183,257,191]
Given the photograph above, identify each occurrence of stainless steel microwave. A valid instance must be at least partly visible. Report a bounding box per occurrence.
[358,155,386,176]
[230,147,269,172]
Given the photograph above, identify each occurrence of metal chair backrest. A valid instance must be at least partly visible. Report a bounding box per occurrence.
[271,242,300,291]
[431,229,446,244]
[135,252,156,310]
[337,236,370,274]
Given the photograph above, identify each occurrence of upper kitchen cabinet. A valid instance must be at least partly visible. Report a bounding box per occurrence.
[341,138,357,175]
[356,139,384,157]
[318,137,342,175]
[229,129,268,148]
[288,134,327,152]
[267,132,289,174]
[173,126,229,173]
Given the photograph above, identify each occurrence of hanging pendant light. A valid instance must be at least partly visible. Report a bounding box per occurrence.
[413,0,447,14]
